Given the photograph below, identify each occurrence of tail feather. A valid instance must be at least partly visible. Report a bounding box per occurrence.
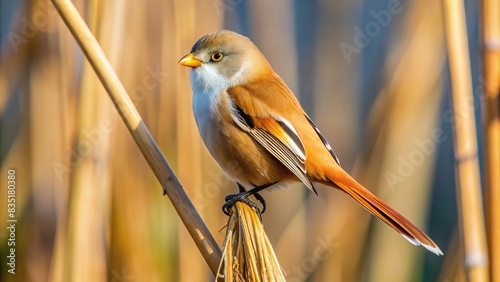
[324,167,443,256]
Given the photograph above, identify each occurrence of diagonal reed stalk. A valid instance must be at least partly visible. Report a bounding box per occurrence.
[443,0,489,280]
[50,0,222,275]
[481,0,500,280]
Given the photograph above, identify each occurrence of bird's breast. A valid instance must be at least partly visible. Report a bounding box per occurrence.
[191,87,219,143]
[191,88,292,189]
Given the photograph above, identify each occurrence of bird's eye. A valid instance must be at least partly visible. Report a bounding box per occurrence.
[210,52,223,62]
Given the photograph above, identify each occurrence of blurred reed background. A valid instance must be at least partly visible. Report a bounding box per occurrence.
[0,0,494,281]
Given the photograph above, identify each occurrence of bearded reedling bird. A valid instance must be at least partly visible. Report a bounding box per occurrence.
[178,30,443,255]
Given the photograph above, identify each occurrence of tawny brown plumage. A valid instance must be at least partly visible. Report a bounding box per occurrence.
[179,30,442,255]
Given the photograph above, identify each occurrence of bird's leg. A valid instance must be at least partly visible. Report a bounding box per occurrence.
[238,183,267,213]
[222,182,277,219]
[237,183,246,193]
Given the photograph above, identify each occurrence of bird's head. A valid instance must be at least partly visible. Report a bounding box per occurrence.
[179,30,270,93]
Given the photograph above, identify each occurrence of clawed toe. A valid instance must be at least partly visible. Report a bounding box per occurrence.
[222,191,263,220]
[222,182,276,220]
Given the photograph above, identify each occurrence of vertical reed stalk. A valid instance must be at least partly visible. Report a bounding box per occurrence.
[443,0,489,280]
[481,0,500,280]
[172,1,206,280]
[64,1,112,280]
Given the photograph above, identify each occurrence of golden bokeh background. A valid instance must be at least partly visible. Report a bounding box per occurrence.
[0,0,493,281]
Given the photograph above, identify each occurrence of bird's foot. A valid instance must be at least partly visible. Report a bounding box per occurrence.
[222,190,263,219]
[222,182,275,220]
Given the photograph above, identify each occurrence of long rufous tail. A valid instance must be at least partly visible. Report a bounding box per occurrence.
[323,166,443,255]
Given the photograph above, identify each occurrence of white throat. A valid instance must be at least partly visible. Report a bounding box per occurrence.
[189,61,248,142]
[189,59,249,96]
[190,65,228,145]
[190,64,230,95]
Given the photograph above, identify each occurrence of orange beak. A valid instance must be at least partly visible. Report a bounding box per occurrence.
[178,53,202,68]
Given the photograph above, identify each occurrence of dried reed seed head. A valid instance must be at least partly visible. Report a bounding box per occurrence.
[218,202,285,281]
